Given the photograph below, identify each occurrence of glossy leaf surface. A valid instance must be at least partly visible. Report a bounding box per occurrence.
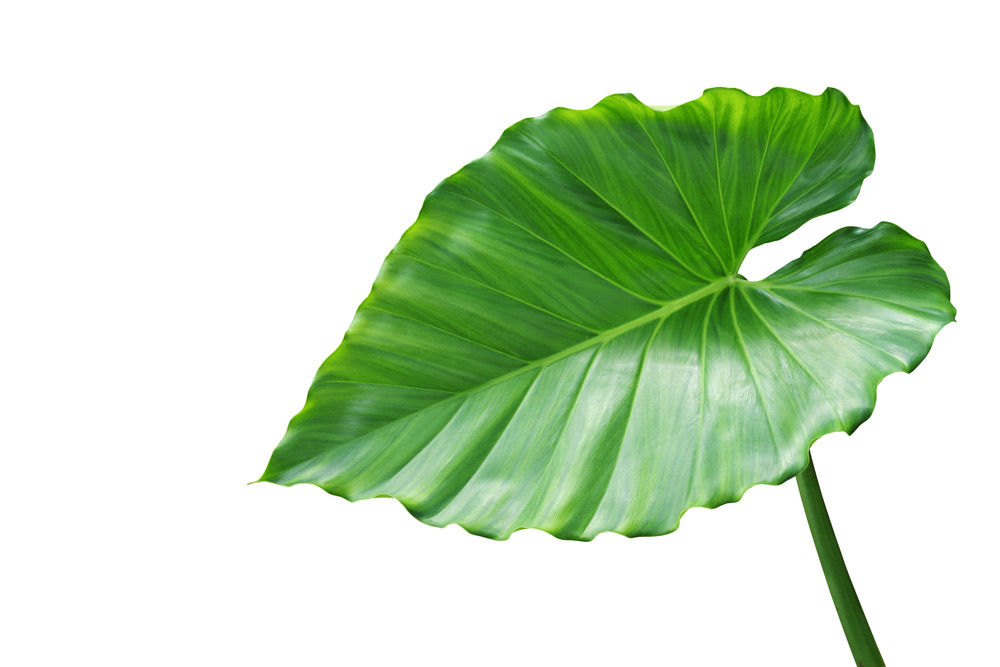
[260,88,954,540]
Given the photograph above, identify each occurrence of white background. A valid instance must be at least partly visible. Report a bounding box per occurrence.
[2,2,997,665]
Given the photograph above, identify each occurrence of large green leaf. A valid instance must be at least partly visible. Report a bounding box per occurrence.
[259,87,954,541]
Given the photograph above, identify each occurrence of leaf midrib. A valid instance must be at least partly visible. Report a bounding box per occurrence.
[437,276,730,391]
[319,277,734,453]
[291,268,926,470]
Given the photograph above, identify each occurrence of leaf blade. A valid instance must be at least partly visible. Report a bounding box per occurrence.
[261,90,952,541]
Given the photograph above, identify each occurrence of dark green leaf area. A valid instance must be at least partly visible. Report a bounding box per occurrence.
[261,88,953,540]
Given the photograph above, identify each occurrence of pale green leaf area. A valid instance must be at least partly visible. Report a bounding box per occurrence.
[259,87,954,541]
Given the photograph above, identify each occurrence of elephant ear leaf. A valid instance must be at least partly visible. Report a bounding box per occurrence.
[259,87,954,541]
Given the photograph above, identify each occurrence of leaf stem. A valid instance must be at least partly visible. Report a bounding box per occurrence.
[796,453,884,667]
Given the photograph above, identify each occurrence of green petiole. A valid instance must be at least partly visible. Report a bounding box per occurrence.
[797,454,884,667]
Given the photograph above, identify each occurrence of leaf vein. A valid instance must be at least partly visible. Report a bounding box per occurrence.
[445,191,666,305]
[729,287,783,466]
[759,285,947,317]
[688,290,723,504]
[761,291,908,366]
[507,127,716,283]
[420,367,544,520]
[582,317,668,536]
[363,305,531,363]
[619,99,729,275]
[396,252,602,333]
[710,99,736,267]
[754,126,870,248]
[740,101,839,257]
[744,92,785,251]
[513,344,605,528]
[739,288,845,430]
